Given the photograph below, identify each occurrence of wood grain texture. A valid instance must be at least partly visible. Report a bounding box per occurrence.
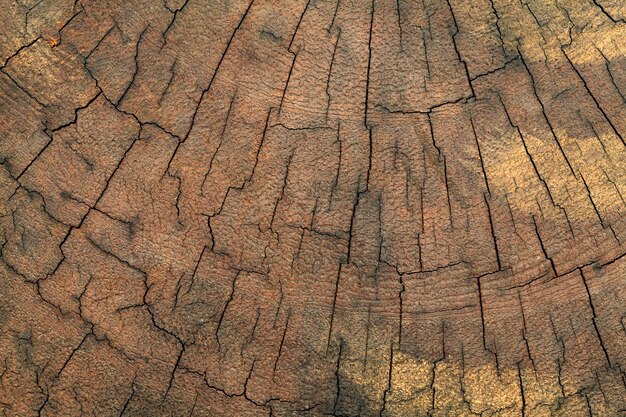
[1,0,626,415]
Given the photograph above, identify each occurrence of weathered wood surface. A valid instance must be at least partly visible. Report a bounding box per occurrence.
[1,0,626,415]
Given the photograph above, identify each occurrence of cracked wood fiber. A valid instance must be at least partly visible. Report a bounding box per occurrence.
[2,0,626,416]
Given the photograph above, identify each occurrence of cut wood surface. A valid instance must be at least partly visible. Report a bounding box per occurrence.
[1,0,626,415]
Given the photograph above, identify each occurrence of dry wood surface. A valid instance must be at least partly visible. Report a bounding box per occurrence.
[1,0,626,415]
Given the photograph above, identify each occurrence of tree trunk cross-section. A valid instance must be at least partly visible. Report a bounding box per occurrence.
[1,0,626,416]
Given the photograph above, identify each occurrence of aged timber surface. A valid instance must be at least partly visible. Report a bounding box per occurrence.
[1,0,626,416]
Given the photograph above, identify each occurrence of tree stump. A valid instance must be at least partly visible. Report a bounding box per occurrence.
[1,0,626,415]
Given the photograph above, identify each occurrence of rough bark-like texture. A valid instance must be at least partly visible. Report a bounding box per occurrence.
[1,0,626,416]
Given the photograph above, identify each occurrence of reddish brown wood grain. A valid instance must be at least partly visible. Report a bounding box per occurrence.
[1,0,626,415]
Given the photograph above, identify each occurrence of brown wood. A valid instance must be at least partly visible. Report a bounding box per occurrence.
[1,0,626,415]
